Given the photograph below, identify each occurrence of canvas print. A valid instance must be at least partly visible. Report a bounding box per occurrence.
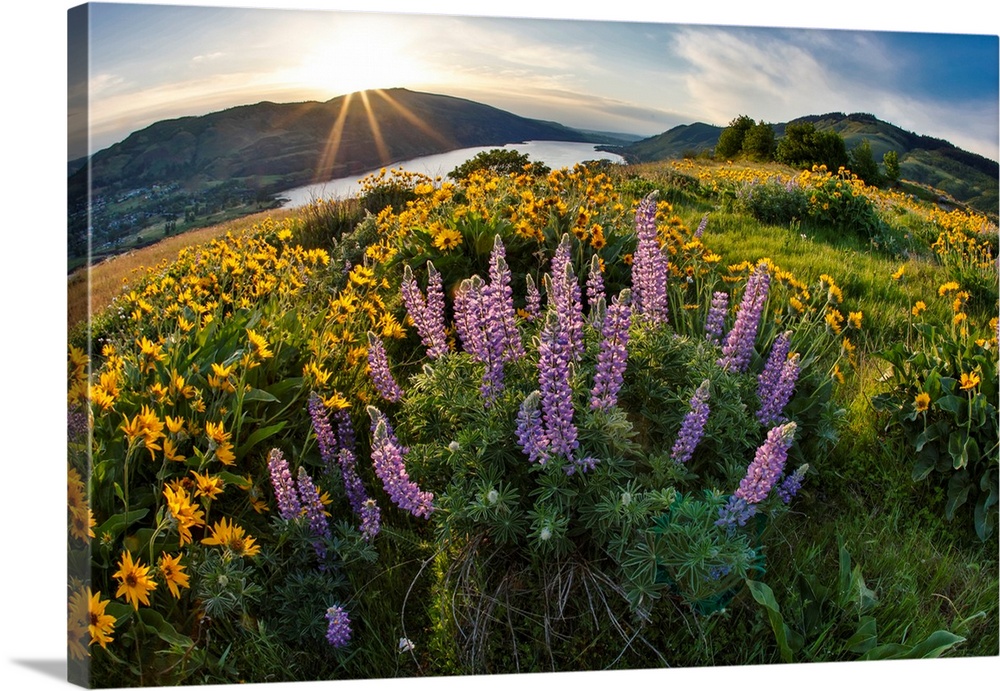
[66,2,999,688]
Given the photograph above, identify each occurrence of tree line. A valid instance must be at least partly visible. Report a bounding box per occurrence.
[714,115,899,187]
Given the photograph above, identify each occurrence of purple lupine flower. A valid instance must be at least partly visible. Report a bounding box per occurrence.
[367,406,434,519]
[631,192,670,326]
[566,455,599,476]
[776,464,808,504]
[586,254,606,324]
[516,390,550,465]
[756,332,792,403]
[359,498,381,540]
[549,235,584,360]
[267,448,302,520]
[308,392,340,475]
[670,379,711,464]
[718,262,770,373]
[590,289,632,411]
[735,422,797,504]
[453,275,505,403]
[694,213,709,239]
[757,333,800,426]
[524,274,541,322]
[297,466,331,559]
[537,311,579,460]
[324,605,352,648]
[367,331,403,402]
[308,394,381,539]
[705,291,729,345]
[400,263,449,359]
[487,235,524,362]
[715,495,758,531]
[68,404,89,444]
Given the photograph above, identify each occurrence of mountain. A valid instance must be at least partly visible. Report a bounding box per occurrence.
[69,88,590,208]
[598,122,723,162]
[611,113,998,215]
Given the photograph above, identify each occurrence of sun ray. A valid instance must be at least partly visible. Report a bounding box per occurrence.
[372,89,455,152]
[314,91,354,183]
[358,90,391,166]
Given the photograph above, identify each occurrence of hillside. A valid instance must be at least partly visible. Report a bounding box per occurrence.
[67,88,593,260]
[612,112,998,215]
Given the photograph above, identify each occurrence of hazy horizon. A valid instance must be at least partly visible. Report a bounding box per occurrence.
[68,2,999,162]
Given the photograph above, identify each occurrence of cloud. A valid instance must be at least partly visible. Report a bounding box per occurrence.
[192,51,226,63]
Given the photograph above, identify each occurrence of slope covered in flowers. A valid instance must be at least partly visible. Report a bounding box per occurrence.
[68,159,998,685]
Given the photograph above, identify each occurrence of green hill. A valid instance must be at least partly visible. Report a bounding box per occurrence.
[616,112,998,215]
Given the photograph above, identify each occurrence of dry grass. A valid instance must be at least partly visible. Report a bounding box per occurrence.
[67,208,298,331]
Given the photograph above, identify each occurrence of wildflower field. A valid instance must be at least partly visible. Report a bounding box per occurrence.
[67,156,998,686]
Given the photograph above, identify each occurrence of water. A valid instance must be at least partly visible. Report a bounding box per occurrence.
[274,140,625,208]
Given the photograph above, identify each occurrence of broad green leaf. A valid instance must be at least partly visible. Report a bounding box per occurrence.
[845,615,878,654]
[937,395,963,415]
[95,509,149,539]
[236,421,287,458]
[903,630,965,659]
[747,579,801,663]
[137,608,194,649]
[242,387,279,404]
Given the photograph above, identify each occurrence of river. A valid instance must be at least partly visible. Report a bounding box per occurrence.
[274,140,625,208]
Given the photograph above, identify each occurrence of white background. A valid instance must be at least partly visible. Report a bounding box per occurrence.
[2,1,997,689]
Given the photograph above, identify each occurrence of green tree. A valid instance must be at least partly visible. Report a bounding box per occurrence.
[848,139,883,186]
[449,149,549,180]
[743,121,777,161]
[882,150,901,186]
[776,123,849,171]
[715,115,754,160]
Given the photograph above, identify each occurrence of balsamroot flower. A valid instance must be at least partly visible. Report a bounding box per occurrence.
[267,447,301,520]
[367,331,403,402]
[631,192,670,326]
[670,379,711,464]
[325,605,352,648]
[590,289,632,411]
[718,262,770,373]
[705,291,729,345]
[113,550,158,610]
[735,422,797,504]
[401,263,449,359]
[367,406,434,519]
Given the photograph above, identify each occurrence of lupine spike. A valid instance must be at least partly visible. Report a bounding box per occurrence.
[718,262,770,373]
[670,379,711,464]
[734,422,797,504]
[705,291,729,345]
[590,289,632,411]
[631,192,670,326]
[537,311,579,460]
[367,406,434,519]
[367,331,404,402]
[267,448,301,521]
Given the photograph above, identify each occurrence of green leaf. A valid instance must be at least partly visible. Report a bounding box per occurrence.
[845,615,878,654]
[947,430,969,469]
[945,471,973,520]
[242,387,279,404]
[746,579,801,663]
[937,395,963,415]
[906,630,965,658]
[236,421,287,458]
[137,608,195,649]
[95,509,150,540]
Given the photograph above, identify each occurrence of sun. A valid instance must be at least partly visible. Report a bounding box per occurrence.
[290,27,431,98]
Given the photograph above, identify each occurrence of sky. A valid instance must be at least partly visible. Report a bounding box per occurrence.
[68,0,1000,161]
[2,2,999,691]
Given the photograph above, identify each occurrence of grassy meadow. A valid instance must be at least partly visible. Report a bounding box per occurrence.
[67,157,998,686]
